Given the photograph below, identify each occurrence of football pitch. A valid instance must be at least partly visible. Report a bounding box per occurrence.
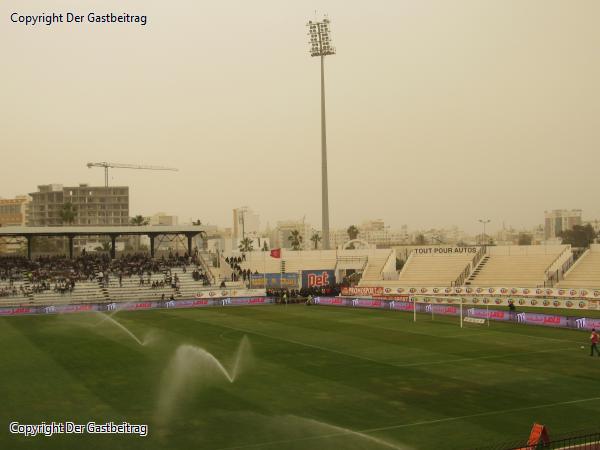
[1,304,599,450]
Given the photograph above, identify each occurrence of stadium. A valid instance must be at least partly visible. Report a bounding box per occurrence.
[3,1,600,449]
[3,233,600,449]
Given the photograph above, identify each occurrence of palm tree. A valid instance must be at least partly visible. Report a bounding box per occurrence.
[288,230,303,251]
[94,241,111,252]
[60,202,77,224]
[130,215,149,253]
[310,232,322,250]
[130,215,150,226]
[238,237,254,252]
[59,202,77,255]
[347,225,359,241]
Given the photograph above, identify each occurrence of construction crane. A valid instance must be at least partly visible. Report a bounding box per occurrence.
[86,162,179,187]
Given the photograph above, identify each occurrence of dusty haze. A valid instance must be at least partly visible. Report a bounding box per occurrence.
[1,0,598,233]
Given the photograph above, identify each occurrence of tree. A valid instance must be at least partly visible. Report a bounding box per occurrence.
[130,215,149,253]
[347,225,359,241]
[414,234,427,245]
[560,224,596,248]
[60,202,77,224]
[130,215,150,226]
[396,258,405,271]
[518,233,533,246]
[238,237,254,252]
[310,232,322,250]
[288,230,303,251]
[262,241,269,252]
[94,241,111,252]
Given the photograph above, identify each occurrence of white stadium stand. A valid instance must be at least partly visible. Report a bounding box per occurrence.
[396,253,475,286]
[359,245,572,288]
[0,263,212,307]
[558,245,600,289]
[466,245,570,287]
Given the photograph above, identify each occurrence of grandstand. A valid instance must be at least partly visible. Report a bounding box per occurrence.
[358,245,573,288]
[466,245,570,287]
[558,244,600,288]
[0,254,214,307]
[396,252,475,286]
[2,244,593,304]
[358,246,484,287]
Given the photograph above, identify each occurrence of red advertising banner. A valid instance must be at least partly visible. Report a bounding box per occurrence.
[341,286,384,296]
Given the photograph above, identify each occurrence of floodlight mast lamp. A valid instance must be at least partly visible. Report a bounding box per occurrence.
[307,17,335,250]
[478,219,491,246]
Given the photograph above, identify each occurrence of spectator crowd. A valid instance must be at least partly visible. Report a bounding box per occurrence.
[0,252,211,299]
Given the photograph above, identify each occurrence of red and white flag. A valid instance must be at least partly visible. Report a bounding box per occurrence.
[270,248,281,258]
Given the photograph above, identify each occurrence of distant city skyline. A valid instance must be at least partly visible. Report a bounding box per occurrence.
[2,0,598,234]
[1,186,593,238]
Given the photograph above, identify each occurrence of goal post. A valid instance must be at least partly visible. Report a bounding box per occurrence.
[410,295,490,328]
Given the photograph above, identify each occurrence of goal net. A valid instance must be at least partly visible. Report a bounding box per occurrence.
[411,295,490,328]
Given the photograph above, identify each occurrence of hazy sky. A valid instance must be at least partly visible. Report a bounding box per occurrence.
[1,0,598,233]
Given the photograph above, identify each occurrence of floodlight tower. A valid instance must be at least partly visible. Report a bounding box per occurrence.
[478,219,491,246]
[307,16,336,250]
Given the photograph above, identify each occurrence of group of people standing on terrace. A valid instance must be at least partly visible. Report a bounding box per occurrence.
[223,254,255,283]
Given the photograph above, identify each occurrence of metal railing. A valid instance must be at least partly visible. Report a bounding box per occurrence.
[478,429,600,450]
[472,245,487,268]
[544,247,572,277]
[452,246,487,287]
[544,248,575,287]
[197,252,216,285]
[452,263,471,287]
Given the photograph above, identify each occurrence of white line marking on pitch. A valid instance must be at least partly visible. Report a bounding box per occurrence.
[213,396,600,450]
[187,318,390,366]
[361,395,600,433]
[182,315,577,369]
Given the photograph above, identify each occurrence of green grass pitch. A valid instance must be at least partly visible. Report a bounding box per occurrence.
[1,305,599,450]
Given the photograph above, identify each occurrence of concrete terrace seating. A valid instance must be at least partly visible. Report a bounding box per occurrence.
[103,266,207,302]
[468,245,567,287]
[0,267,210,306]
[105,275,177,302]
[0,279,105,307]
[32,280,106,305]
[397,254,474,286]
[170,267,208,298]
[0,280,30,305]
[558,247,600,288]
[0,254,216,306]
